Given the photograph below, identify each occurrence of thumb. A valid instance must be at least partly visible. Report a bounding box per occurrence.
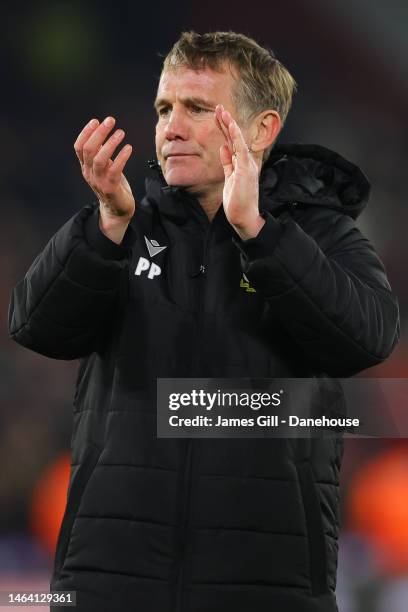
[220,144,233,179]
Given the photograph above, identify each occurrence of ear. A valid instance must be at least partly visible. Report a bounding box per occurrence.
[249,110,282,155]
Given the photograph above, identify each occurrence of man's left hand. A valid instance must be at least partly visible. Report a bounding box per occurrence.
[216,105,265,240]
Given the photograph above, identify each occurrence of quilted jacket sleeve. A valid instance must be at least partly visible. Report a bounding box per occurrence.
[234,208,400,376]
[8,204,136,360]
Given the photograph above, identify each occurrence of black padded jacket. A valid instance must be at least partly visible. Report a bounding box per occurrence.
[8,144,399,612]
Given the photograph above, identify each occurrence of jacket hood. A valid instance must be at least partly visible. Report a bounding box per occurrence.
[144,143,370,222]
[261,143,370,220]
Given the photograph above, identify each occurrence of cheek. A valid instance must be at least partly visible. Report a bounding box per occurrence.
[155,126,163,152]
[200,128,224,161]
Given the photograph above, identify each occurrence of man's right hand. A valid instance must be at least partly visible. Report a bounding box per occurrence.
[74,117,135,244]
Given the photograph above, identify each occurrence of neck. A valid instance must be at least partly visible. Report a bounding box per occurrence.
[188,185,223,221]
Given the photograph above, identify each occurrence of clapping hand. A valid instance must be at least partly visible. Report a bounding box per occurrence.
[74,117,135,243]
[215,105,265,240]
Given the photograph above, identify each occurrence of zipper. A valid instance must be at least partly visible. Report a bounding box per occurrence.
[146,166,215,611]
[175,223,212,612]
[176,439,194,612]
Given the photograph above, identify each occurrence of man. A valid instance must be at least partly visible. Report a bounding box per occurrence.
[9,31,399,612]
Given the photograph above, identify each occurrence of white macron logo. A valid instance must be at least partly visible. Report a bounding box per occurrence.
[134,238,167,280]
[144,236,167,258]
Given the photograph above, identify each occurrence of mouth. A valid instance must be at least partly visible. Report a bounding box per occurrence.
[165,153,198,159]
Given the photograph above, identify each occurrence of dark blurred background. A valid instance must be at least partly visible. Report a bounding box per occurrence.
[1,1,407,610]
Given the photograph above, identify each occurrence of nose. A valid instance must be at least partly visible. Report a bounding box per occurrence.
[164,107,189,141]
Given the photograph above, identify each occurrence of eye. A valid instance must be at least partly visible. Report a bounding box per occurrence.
[190,105,209,114]
[157,106,171,117]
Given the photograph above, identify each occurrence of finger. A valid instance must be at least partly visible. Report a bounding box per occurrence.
[106,144,133,183]
[82,116,116,168]
[222,109,250,162]
[219,144,233,179]
[74,118,100,164]
[215,105,233,151]
[92,129,125,177]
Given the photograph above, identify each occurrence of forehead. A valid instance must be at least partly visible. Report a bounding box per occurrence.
[156,65,236,103]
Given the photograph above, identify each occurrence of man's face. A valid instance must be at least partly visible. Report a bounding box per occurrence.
[155,64,240,197]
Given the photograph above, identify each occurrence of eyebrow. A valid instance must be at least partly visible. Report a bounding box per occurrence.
[154,95,215,111]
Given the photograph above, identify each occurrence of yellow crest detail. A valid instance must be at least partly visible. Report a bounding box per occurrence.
[240,275,256,293]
